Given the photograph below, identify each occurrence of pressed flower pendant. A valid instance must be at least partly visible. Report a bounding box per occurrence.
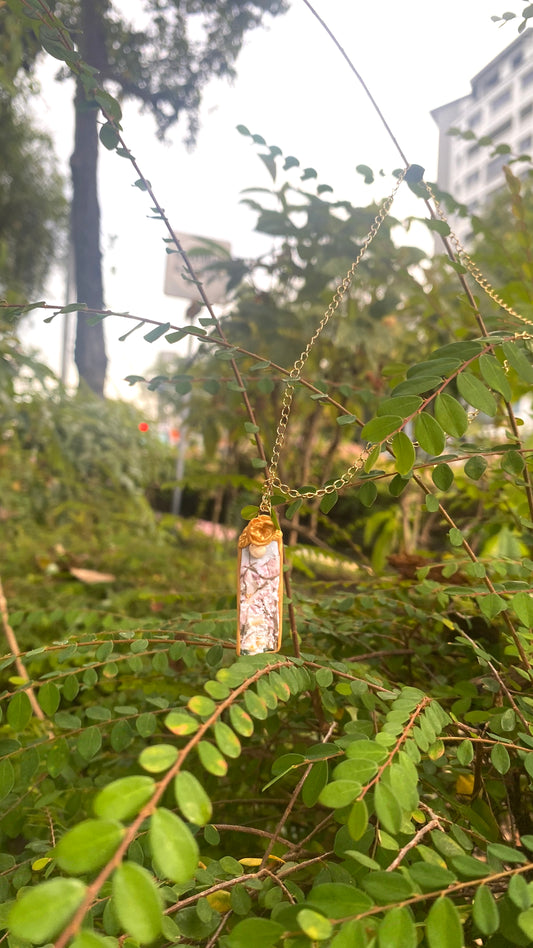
[236,515,283,655]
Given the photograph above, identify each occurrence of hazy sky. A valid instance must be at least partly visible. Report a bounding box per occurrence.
[24,0,522,396]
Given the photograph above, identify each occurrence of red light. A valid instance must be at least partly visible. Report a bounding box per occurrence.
[138,422,149,432]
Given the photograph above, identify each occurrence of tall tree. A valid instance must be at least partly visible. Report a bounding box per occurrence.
[0,10,66,303]
[3,0,289,396]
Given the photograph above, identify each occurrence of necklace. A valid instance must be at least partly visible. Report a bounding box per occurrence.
[236,161,533,656]
[236,168,408,656]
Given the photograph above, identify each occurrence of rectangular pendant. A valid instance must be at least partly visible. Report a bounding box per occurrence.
[237,515,283,656]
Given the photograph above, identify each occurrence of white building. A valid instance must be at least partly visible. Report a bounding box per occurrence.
[431,30,533,242]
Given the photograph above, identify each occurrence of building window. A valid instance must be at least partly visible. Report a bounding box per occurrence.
[469,110,482,129]
[519,134,532,152]
[467,143,479,158]
[465,170,480,188]
[490,89,512,112]
[488,118,512,141]
[487,154,507,182]
[522,68,533,88]
[513,51,524,69]
[484,70,500,92]
[521,101,533,121]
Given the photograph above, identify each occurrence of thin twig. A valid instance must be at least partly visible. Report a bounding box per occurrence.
[260,721,336,867]
[205,911,232,948]
[386,819,440,872]
[0,576,47,724]
[283,569,300,658]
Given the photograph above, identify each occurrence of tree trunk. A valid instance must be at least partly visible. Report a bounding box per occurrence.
[70,0,109,397]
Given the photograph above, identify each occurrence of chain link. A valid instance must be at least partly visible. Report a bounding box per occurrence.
[426,181,533,333]
[258,173,533,514]
[259,169,408,513]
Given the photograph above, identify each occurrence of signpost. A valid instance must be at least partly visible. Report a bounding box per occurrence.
[164,232,232,304]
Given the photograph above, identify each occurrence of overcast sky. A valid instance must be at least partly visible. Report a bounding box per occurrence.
[23,0,523,397]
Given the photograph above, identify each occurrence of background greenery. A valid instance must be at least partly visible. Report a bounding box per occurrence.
[3,3,533,948]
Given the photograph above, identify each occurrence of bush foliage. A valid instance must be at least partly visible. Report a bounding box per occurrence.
[3,4,533,948]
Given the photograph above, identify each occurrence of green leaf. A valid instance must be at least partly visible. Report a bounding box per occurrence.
[414,413,445,456]
[434,393,468,438]
[359,482,378,507]
[377,396,423,417]
[243,690,268,720]
[94,776,155,821]
[407,862,456,892]
[464,455,488,479]
[336,413,357,426]
[391,431,415,475]
[374,780,403,834]
[511,591,533,627]
[8,877,87,944]
[426,897,463,948]
[150,807,199,882]
[473,885,499,935]
[456,740,474,766]
[508,873,530,910]
[78,725,102,761]
[518,906,533,939]
[491,743,511,775]
[456,372,497,415]
[0,758,15,802]
[448,527,463,547]
[7,691,32,730]
[112,863,163,944]
[99,122,120,150]
[302,760,329,807]
[229,703,254,737]
[70,932,116,948]
[297,909,332,941]
[38,681,61,715]
[432,463,454,491]
[479,593,506,620]
[330,920,368,948]
[94,89,122,122]
[479,353,512,401]
[363,871,414,903]
[197,740,228,776]
[318,779,361,808]
[164,711,199,736]
[320,490,339,514]
[308,882,372,917]
[378,907,417,948]
[139,744,178,773]
[188,694,216,717]
[175,771,212,826]
[214,721,241,759]
[487,842,526,863]
[144,323,171,343]
[227,918,284,948]
[426,218,450,236]
[391,377,442,396]
[346,799,368,843]
[502,341,533,384]
[55,819,124,874]
[361,415,402,443]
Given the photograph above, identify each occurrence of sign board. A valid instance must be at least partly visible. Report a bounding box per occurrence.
[164,231,232,304]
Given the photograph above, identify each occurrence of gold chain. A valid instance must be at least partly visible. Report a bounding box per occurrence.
[259,168,408,513]
[426,181,533,333]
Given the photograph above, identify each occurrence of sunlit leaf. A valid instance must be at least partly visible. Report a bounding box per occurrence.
[175,771,212,826]
[8,878,87,944]
[55,819,124,874]
[94,776,155,821]
[150,807,199,882]
[112,863,163,944]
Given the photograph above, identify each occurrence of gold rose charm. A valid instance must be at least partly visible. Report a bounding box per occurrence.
[237,515,283,656]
